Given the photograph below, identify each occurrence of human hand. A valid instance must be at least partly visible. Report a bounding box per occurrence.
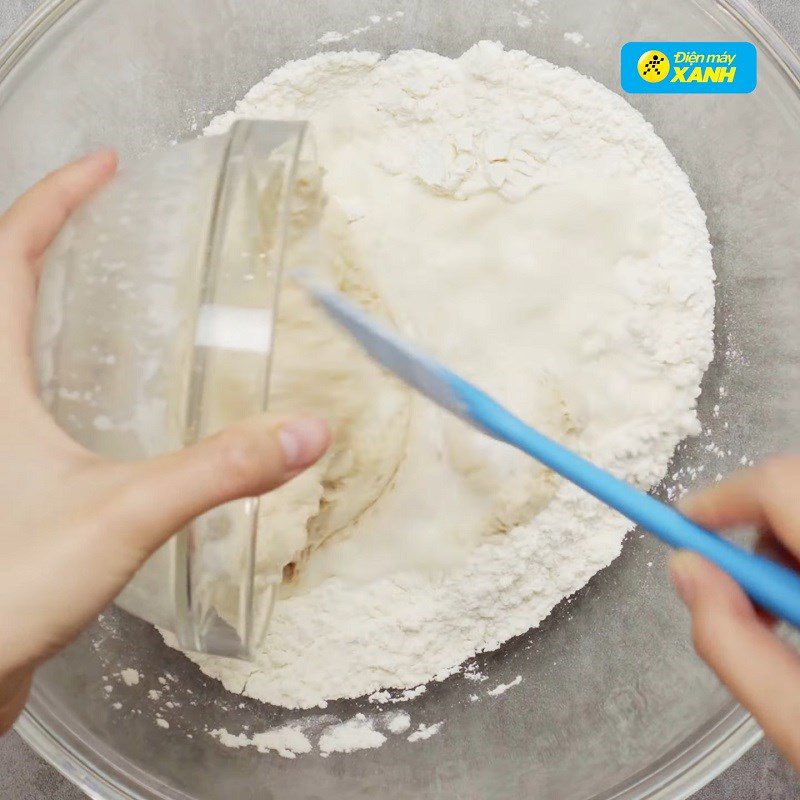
[0,151,330,733]
[670,458,800,771]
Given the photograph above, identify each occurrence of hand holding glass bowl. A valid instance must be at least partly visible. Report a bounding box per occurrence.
[0,150,330,733]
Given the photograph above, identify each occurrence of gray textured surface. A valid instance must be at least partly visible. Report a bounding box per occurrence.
[0,0,799,798]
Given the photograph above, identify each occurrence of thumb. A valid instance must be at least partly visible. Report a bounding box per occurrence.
[107,415,330,554]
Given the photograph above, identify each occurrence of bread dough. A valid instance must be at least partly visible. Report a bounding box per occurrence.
[256,192,412,586]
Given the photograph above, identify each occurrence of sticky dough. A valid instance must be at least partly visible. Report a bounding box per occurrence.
[255,166,587,593]
[256,192,411,585]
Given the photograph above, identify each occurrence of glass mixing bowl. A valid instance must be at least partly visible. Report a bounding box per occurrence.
[2,0,800,798]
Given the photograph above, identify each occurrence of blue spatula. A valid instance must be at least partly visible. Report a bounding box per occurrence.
[295,272,800,628]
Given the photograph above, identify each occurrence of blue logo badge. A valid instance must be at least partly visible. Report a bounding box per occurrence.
[621,42,757,94]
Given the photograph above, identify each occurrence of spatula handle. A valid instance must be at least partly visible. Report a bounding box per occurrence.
[454,374,800,628]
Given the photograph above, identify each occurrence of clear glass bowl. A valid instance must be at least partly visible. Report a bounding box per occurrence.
[2,0,800,798]
[35,118,309,660]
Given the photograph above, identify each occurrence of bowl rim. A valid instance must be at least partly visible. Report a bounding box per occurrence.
[5,0,798,797]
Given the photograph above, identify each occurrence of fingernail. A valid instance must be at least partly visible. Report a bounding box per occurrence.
[669,554,696,607]
[278,418,330,469]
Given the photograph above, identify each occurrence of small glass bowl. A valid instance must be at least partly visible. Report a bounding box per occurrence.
[35,119,311,659]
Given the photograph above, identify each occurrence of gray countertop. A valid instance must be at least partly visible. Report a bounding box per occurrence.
[0,1,799,798]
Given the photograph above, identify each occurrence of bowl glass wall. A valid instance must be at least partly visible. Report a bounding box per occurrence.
[2,0,800,798]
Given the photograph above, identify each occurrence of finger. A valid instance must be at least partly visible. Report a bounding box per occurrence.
[0,149,117,263]
[101,415,330,556]
[670,551,800,771]
[679,457,800,558]
[0,666,32,736]
[0,150,117,394]
[754,532,799,572]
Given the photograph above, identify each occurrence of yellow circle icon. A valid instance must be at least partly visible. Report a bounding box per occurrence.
[637,50,670,82]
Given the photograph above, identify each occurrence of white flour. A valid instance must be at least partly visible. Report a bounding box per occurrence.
[487,675,523,696]
[318,714,387,756]
[386,712,412,734]
[211,726,313,758]
[119,668,141,686]
[181,42,714,710]
[407,722,445,743]
[563,31,586,45]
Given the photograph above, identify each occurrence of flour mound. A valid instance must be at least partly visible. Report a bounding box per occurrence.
[180,42,714,709]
